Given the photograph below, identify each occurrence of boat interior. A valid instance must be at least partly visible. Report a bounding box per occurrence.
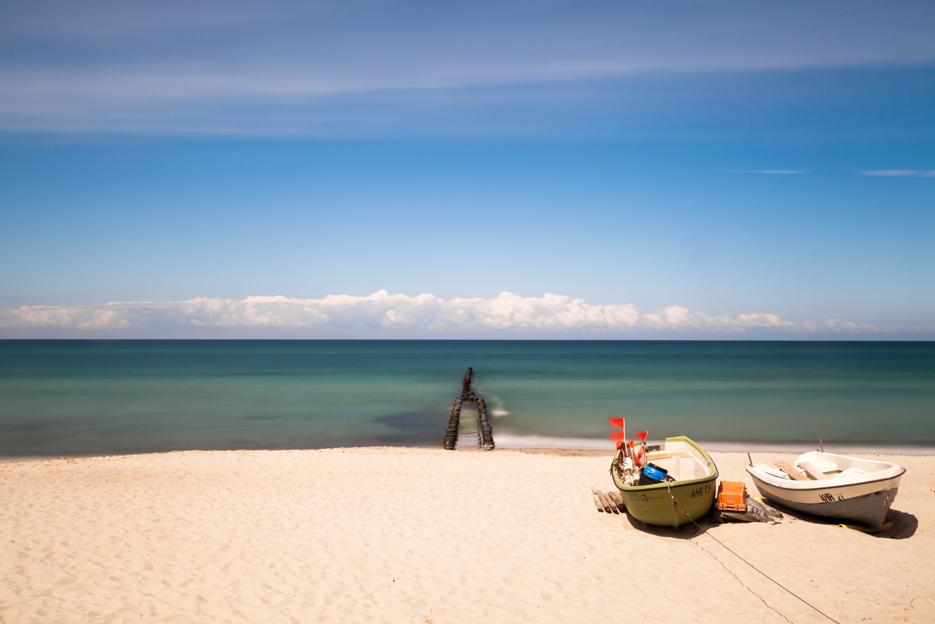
[754,451,892,483]
[643,440,713,481]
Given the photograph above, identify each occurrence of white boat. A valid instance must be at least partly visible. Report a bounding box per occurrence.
[746,451,905,528]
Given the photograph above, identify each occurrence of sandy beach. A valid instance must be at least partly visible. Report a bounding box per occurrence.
[1,448,932,623]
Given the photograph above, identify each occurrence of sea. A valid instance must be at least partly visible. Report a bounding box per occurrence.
[1,340,933,458]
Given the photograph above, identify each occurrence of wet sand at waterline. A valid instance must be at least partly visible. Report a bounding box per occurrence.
[1,448,932,623]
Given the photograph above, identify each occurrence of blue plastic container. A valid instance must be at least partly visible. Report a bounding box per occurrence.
[638,463,675,486]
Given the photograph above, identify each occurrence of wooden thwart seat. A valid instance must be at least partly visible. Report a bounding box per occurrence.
[797,461,830,480]
[774,460,809,481]
[646,451,695,461]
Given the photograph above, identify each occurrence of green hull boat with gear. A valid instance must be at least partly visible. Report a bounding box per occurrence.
[611,436,718,529]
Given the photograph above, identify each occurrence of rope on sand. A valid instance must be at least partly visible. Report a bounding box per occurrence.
[664,483,841,624]
[701,532,840,624]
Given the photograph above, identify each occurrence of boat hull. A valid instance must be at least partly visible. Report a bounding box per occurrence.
[612,436,718,529]
[748,472,903,528]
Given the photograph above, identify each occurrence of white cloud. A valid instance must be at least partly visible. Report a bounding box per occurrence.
[729,170,805,174]
[663,305,690,325]
[2,291,931,337]
[739,313,780,325]
[11,306,76,325]
[78,309,119,328]
[860,170,935,177]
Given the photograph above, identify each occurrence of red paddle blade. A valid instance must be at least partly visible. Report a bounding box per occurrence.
[609,431,627,441]
[608,416,625,429]
[636,431,648,442]
[616,440,624,449]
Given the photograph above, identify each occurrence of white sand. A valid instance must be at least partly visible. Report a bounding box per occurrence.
[1,448,933,623]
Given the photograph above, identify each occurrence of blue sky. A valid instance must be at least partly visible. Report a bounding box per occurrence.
[1,0,933,338]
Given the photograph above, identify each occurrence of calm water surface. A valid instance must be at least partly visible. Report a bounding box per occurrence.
[1,340,933,457]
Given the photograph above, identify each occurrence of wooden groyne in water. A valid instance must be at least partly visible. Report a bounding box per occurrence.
[443,367,495,451]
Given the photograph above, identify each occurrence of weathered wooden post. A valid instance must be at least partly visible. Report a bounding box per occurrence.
[443,397,462,450]
[461,367,473,397]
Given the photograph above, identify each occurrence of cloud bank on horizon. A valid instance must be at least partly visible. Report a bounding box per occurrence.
[3,291,929,338]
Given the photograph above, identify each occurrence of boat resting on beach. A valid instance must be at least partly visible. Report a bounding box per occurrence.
[746,451,905,528]
[611,436,718,528]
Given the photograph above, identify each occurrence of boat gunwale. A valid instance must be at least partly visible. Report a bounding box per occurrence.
[746,465,906,492]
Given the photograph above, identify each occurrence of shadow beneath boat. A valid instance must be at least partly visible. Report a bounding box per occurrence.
[877,509,919,539]
[624,511,713,540]
[758,500,918,539]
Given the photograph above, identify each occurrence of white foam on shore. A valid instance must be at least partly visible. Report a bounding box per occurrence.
[495,435,617,451]
[494,434,935,456]
[5,439,935,462]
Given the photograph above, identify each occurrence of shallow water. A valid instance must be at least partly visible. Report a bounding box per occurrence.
[1,340,933,457]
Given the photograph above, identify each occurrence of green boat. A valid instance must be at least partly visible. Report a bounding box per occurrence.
[611,436,718,529]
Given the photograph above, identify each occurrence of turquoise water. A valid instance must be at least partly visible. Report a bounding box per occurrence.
[1,340,933,457]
